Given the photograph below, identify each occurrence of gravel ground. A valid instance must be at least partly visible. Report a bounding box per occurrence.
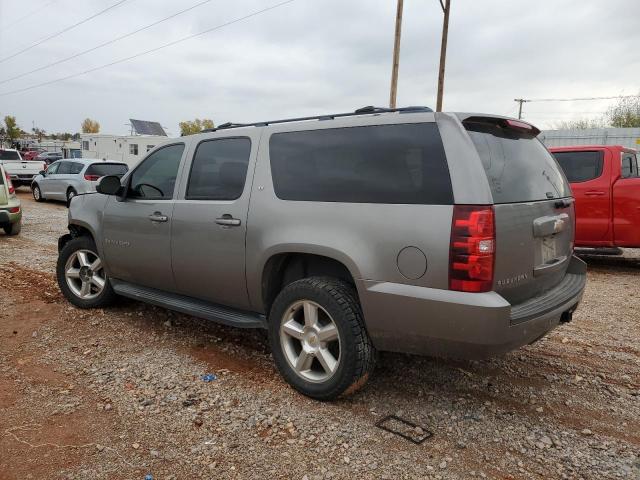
[1,189,639,480]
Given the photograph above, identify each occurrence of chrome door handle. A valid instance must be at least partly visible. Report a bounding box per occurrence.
[215,215,241,227]
[148,212,168,223]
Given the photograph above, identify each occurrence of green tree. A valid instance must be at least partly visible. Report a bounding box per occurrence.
[81,118,100,133]
[179,118,215,136]
[4,116,20,142]
[606,95,640,128]
[552,117,605,130]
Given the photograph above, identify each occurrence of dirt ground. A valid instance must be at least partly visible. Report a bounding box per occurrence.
[0,190,638,480]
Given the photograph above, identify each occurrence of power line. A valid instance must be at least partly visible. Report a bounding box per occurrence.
[527,95,640,103]
[0,0,299,97]
[0,0,214,86]
[0,0,129,65]
[0,0,61,31]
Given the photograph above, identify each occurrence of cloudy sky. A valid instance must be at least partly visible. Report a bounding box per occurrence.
[0,0,638,136]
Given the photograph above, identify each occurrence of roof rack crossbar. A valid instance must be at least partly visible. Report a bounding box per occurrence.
[201,105,433,133]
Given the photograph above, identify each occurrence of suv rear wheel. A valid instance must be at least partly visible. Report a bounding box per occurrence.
[268,277,376,400]
[57,236,116,308]
[66,188,77,207]
[3,222,21,236]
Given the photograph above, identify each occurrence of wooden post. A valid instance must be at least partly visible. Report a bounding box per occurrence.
[389,0,404,109]
[436,0,450,112]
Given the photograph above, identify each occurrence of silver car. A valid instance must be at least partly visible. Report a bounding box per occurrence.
[56,107,587,400]
[32,158,128,205]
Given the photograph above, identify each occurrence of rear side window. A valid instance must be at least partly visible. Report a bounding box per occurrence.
[86,163,128,177]
[552,151,604,182]
[0,150,20,160]
[186,138,251,200]
[57,162,72,174]
[269,123,453,204]
[464,118,571,203]
[621,152,639,178]
[70,162,84,174]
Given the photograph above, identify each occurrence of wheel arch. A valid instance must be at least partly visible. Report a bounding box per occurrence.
[259,249,360,316]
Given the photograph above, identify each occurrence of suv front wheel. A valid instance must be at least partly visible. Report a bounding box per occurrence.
[268,277,376,400]
[57,236,116,308]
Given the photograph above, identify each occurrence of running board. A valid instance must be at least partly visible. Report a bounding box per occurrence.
[111,280,267,329]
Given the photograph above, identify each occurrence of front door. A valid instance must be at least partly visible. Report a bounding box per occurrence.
[102,143,186,292]
[39,161,61,198]
[171,135,256,310]
[553,149,611,245]
[613,151,640,246]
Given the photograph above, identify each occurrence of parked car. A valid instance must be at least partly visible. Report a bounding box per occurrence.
[0,164,22,235]
[21,149,44,160]
[31,158,128,206]
[56,107,586,399]
[550,145,640,249]
[35,151,63,164]
[0,149,47,187]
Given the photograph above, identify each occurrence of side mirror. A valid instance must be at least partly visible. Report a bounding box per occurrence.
[96,175,123,196]
[39,170,46,175]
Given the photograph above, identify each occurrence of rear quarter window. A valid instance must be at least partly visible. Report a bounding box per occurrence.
[269,123,453,204]
[552,151,604,183]
[464,119,571,203]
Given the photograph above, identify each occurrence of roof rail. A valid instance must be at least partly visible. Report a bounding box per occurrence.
[200,105,433,133]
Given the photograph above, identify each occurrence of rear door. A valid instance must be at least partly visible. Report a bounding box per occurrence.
[171,134,258,310]
[552,149,611,245]
[613,150,640,246]
[463,117,574,305]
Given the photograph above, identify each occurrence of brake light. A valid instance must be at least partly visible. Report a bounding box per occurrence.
[9,206,20,214]
[449,205,495,293]
[5,172,14,194]
[84,174,100,181]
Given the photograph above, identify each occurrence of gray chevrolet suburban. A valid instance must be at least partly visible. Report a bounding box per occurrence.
[56,106,587,400]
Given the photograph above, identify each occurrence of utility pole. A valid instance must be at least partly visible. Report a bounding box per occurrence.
[436,0,451,112]
[514,98,530,119]
[389,0,404,109]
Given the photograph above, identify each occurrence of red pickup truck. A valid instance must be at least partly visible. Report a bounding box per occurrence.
[549,145,640,248]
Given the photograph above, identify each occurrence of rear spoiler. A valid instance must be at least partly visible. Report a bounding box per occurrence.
[461,115,541,137]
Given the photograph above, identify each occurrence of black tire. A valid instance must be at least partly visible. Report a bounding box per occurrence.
[57,236,116,309]
[32,184,44,202]
[268,277,376,400]
[3,221,21,236]
[66,188,77,208]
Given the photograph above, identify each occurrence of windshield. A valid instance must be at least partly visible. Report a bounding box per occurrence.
[464,119,571,203]
[0,150,20,160]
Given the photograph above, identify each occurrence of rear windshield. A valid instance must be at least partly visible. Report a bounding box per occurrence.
[552,150,604,183]
[270,123,453,204]
[0,150,20,160]
[464,119,571,203]
[86,163,128,177]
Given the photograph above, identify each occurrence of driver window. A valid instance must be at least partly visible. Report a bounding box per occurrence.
[129,144,185,200]
[46,162,60,175]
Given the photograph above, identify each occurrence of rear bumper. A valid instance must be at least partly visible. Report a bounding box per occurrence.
[359,255,587,359]
[0,208,21,226]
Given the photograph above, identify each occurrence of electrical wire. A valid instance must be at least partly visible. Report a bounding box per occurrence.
[0,0,61,31]
[0,0,129,64]
[0,0,214,86]
[527,95,639,103]
[0,0,299,97]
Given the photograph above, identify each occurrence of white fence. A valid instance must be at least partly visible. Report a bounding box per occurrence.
[540,128,640,149]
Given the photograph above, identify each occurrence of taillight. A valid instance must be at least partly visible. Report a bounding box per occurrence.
[84,174,100,181]
[449,205,495,293]
[5,173,14,194]
[9,206,20,214]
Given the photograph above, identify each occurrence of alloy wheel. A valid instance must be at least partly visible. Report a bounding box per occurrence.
[280,300,341,383]
[64,249,106,300]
